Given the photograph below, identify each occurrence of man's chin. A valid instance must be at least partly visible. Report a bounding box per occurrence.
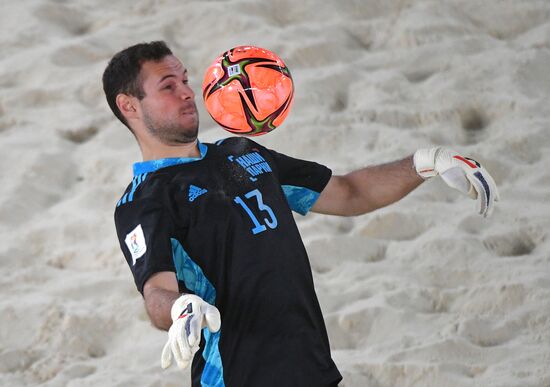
[145,118,199,144]
[174,126,199,144]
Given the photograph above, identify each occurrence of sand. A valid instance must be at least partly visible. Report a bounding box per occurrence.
[1,0,550,386]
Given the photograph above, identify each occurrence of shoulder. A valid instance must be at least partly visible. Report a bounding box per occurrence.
[115,170,173,213]
[113,171,179,238]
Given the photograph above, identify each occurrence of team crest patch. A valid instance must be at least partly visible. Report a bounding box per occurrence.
[188,184,208,202]
[125,224,147,265]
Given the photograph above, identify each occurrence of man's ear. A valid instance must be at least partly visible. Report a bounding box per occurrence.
[116,93,140,121]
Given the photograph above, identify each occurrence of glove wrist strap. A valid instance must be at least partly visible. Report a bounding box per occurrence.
[413,147,440,179]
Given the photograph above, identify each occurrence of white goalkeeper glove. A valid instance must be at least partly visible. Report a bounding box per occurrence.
[413,147,500,217]
[161,294,221,370]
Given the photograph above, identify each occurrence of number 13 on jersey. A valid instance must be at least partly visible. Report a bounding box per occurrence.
[234,189,278,235]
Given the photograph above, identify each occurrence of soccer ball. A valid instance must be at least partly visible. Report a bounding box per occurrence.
[202,45,294,136]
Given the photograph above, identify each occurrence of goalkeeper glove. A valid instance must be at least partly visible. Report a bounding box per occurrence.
[161,294,221,370]
[414,147,500,217]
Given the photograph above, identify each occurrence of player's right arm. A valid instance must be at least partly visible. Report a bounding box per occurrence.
[115,179,220,370]
[143,271,181,331]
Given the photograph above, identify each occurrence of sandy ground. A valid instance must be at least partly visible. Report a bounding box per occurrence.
[1,0,550,386]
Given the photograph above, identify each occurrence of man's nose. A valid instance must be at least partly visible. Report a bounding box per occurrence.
[179,85,195,100]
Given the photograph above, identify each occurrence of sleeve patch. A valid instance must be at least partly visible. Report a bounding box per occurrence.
[125,224,147,265]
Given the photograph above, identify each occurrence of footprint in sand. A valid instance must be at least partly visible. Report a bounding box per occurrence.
[424,104,491,146]
[459,106,489,144]
[483,230,537,257]
[295,67,356,115]
[385,287,448,314]
[33,3,91,37]
[404,68,436,84]
[427,102,517,146]
[58,125,99,144]
[458,316,521,347]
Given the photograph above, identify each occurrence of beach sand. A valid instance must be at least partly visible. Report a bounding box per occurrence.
[1,0,550,386]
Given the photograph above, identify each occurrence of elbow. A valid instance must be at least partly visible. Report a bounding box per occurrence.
[143,300,162,330]
[146,303,171,331]
[147,310,165,330]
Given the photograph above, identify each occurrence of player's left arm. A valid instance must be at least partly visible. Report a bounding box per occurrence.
[312,147,499,217]
[312,155,422,216]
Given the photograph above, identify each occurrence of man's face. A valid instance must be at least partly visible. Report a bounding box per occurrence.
[137,55,199,144]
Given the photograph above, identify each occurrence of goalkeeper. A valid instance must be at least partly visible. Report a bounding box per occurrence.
[104,41,499,387]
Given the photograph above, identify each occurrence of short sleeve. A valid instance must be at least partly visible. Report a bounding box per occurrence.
[266,148,332,215]
[114,198,176,295]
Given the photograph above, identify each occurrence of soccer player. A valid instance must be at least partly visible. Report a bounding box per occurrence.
[103,41,498,387]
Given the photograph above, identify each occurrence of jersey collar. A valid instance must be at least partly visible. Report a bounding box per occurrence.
[133,141,208,175]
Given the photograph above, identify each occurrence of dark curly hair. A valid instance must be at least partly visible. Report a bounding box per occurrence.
[102,41,173,129]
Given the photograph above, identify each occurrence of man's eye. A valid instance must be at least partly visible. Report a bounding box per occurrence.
[164,84,173,90]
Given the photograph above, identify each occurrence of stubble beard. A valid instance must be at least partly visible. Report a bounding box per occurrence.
[142,106,199,144]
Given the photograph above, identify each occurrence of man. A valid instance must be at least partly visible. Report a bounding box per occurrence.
[103,41,498,387]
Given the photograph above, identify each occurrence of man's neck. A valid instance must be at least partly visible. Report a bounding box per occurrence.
[140,139,201,161]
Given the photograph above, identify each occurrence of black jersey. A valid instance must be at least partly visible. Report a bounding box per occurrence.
[114,137,342,387]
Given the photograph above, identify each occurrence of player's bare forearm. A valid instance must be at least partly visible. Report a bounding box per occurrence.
[143,272,181,331]
[312,155,424,216]
[144,287,180,331]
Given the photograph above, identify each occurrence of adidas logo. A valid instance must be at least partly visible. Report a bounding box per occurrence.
[188,185,208,202]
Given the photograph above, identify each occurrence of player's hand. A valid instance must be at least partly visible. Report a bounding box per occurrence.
[160,294,221,370]
[413,147,500,217]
